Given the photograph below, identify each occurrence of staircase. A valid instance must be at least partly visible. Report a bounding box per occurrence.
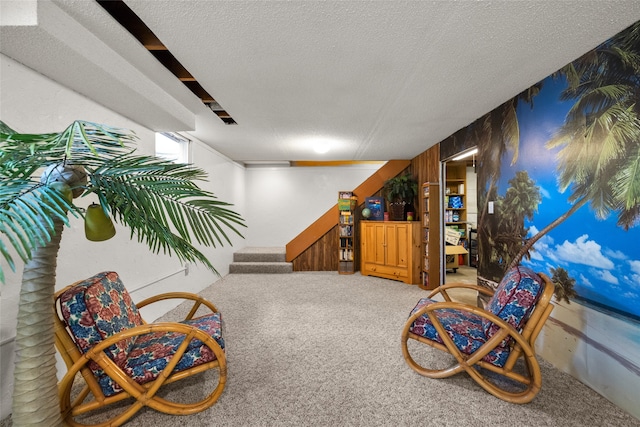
[229,247,293,274]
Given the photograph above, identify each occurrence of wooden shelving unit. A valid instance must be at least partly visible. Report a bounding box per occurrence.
[444,163,468,270]
[421,182,440,290]
[338,191,357,274]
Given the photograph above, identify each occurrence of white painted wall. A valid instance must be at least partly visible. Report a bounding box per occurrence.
[0,53,382,420]
[0,54,245,419]
[243,164,382,247]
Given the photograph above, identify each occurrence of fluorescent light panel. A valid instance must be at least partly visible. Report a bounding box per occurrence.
[452,148,478,161]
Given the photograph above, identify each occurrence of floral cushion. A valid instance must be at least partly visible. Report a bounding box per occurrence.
[408,298,511,367]
[59,271,142,368]
[123,314,224,384]
[483,266,544,342]
[58,271,225,397]
[95,313,225,396]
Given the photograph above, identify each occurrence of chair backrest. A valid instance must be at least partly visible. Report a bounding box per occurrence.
[57,271,143,368]
[482,266,545,340]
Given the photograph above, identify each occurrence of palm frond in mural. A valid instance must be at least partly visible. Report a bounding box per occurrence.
[507,21,640,268]
[474,83,544,272]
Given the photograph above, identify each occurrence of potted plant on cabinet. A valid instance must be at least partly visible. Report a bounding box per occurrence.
[383,173,418,221]
[0,120,245,427]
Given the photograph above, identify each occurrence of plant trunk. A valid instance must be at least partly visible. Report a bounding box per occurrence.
[507,197,588,270]
[12,218,64,427]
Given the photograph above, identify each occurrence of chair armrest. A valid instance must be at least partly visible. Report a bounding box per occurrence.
[137,292,218,320]
[427,283,494,302]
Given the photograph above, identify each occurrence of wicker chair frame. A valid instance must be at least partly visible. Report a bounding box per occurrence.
[53,282,227,427]
[401,272,555,404]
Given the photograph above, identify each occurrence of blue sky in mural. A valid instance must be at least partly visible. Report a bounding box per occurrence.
[498,76,640,320]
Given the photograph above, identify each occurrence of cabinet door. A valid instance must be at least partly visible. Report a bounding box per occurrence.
[372,223,386,265]
[361,222,376,265]
[394,223,410,269]
[381,223,396,267]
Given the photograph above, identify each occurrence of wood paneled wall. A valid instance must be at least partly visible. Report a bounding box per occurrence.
[291,226,340,271]
[290,145,441,272]
[412,143,441,187]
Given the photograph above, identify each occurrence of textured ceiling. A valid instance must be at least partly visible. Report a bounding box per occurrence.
[2,1,640,163]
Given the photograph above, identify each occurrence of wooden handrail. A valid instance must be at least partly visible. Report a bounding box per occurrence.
[285,159,411,262]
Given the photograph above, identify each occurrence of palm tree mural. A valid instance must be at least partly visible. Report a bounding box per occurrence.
[472,83,542,278]
[493,171,541,269]
[1,121,245,426]
[550,266,578,304]
[508,21,640,269]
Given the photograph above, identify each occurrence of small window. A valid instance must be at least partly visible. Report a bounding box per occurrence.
[155,132,190,163]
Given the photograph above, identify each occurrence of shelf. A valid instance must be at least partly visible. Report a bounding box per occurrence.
[338,191,357,274]
[445,163,469,268]
[421,182,439,290]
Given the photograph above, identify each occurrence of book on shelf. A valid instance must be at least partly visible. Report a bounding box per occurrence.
[340,237,352,247]
[339,225,353,236]
[340,248,354,261]
[340,212,353,224]
[364,197,384,221]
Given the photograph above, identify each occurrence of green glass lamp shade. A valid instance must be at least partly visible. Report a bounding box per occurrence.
[85,203,116,241]
[361,208,371,219]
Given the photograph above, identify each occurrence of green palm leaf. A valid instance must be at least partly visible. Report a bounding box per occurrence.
[0,120,245,281]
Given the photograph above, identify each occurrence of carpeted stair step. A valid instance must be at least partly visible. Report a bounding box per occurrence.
[229,261,293,274]
[230,247,292,274]
[233,247,287,262]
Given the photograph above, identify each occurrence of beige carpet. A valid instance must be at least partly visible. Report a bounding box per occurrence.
[4,271,638,426]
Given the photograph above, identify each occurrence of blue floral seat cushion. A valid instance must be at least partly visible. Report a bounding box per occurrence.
[483,266,544,343]
[58,271,225,397]
[96,313,225,396]
[408,298,510,367]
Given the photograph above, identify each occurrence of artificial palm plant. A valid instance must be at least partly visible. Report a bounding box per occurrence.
[383,173,418,220]
[0,120,245,427]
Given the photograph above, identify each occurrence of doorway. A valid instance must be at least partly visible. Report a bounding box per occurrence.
[442,150,478,301]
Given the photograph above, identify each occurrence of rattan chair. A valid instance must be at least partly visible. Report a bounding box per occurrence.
[53,271,227,426]
[401,266,555,403]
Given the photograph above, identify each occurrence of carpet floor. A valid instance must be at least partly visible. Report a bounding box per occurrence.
[5,271,638,426]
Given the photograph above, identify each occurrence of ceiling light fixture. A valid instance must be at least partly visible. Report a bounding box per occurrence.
[313,144,330,154]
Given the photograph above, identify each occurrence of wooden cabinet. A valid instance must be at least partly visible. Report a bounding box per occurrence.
[360,221,421,284]
[421,182,440,290]
[338,191,357,274]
